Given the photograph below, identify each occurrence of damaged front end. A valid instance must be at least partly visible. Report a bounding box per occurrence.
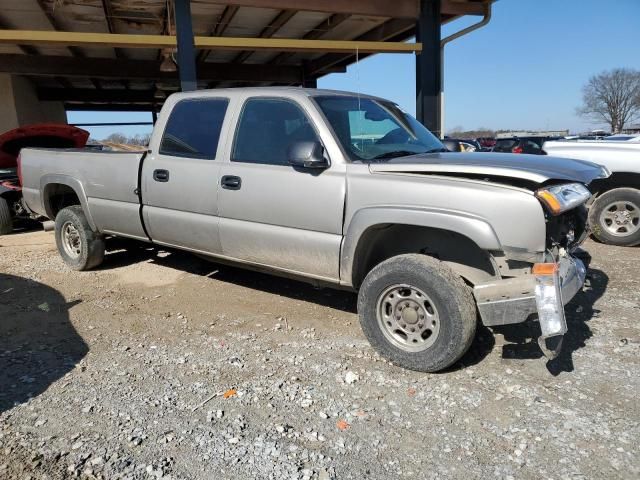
[475,182,593,360]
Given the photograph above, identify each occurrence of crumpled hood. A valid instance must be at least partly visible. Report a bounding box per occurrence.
[368,152,609,185]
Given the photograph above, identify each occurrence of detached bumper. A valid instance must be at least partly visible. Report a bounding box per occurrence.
[474,253,587,357]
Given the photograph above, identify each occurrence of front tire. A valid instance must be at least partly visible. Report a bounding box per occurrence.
[55,205,105,270]
[589,188,640,246]
[358,254,477,372]
[0,197,12,235]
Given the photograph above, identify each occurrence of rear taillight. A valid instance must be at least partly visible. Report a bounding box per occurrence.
[512,146,523,154]
[16,153,23,186]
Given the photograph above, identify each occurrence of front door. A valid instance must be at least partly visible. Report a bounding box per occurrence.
[217,97,345,281]
[142,96,230,254]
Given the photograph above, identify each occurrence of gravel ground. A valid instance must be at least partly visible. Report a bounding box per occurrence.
[1,230,638,480]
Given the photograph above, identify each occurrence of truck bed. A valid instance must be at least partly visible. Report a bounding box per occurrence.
[20,148,148,239]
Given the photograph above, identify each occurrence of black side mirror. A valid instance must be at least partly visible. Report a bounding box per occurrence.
[287,141,329,169]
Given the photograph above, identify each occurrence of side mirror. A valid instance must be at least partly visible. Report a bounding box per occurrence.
[287,141,329,169]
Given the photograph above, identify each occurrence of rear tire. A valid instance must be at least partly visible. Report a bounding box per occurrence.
[55,205,105,270]
[358,254,477,372]
[589,188,640,247]
[0,197,12,235]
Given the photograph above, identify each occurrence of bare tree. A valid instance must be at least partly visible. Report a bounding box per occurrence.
[578,68,640,133]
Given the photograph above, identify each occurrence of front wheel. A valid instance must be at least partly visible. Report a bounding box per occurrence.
[358,254,477,372]
[55,205,105,270]
[589,188,640,247]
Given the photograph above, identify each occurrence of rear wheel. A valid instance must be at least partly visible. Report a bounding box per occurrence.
[358,254,477,372]
[55,205,105,270]
[0,197,12,235]
[589,188,640,246]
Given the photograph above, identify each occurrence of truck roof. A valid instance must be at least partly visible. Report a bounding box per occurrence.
[166,86,390,104]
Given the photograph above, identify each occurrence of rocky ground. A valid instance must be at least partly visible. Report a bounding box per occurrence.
[0,230,638,480]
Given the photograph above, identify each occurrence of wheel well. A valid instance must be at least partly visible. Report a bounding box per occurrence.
[351,224,498,288]
[591,172,640,195]
[43,183,81,219]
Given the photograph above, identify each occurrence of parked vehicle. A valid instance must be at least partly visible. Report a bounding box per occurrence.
[493,136,561,155]
[20,88,607,371]
[0,124,89,234]
[476,137,496,149]
[442,137,479,152]
[543,135,640,246]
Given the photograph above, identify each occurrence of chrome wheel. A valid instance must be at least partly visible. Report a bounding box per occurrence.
[376,284,441,352]
[61,221,82,259]
[599,200,640,237]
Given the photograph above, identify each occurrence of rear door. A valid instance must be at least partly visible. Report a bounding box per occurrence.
[141,96,230,253]
[216,96,346,281]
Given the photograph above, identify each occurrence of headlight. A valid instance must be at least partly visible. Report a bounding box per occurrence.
[535,183,591,215]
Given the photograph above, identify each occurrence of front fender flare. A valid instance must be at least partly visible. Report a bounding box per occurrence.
[340,206,502,287]
[40,174,98,231]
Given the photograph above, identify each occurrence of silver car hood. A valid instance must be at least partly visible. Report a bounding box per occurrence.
[368,152,608,185]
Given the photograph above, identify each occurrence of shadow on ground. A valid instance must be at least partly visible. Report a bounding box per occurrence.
[101,237,358,314]
[98,238,607,374]
[0,273,87,414]
[494,268,608,375]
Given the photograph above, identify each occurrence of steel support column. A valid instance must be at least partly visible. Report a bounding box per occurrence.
[416,0,441,136]
[174,0,197,91]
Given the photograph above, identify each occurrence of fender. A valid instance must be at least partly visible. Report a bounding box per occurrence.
[40,174,98,231]
[340,206,502,286]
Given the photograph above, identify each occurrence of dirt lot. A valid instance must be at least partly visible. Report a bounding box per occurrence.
[0,230,638,480]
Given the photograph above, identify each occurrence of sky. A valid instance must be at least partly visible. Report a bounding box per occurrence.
[68,0,640,139]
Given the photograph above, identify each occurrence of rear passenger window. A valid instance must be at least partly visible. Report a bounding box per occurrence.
[159,98,229,159]
[232,98,319,166]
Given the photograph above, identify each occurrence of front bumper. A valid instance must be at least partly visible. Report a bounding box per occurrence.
[474,253,587,358]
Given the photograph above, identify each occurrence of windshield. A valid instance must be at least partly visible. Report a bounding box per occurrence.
[313,96,445,161]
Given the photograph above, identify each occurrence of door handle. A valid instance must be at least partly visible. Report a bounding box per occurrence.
[221,175,242,190]
[153,169,170,182]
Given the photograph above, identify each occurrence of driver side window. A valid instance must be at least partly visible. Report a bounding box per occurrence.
[232,98,320,166]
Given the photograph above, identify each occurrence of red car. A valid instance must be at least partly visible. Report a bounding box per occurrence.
[0,124,89,234]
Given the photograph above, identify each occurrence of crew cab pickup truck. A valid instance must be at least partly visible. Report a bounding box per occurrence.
[19,88,607,372]
[543,135,640,246]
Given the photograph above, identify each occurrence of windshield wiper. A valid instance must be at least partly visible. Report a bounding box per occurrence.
[371,150,417,160]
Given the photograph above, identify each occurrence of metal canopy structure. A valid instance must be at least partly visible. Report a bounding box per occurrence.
[0,0,492,133]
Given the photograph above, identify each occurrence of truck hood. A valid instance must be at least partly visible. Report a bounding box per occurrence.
[368,152,608,186]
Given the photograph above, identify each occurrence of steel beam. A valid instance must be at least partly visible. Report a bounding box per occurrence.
[416,0,442,135]
[38,88,157,103]
[270,13,350,65]
[174,0,197,91]
[307,19,415,76]
[202,0,420,19]
[198,5,239,63]
[233,9,297,64]
[0,54,312,83]
[0,30,421,54]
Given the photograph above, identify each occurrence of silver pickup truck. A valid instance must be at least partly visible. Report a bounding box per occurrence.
[19,88,607,372]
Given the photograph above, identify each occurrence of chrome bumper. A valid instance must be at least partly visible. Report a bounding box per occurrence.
[474,254,587,358]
